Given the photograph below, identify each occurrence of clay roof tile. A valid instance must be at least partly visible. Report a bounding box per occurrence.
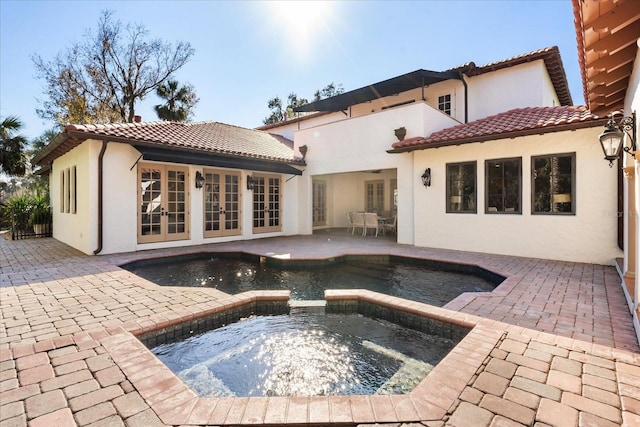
[390,106,603,152]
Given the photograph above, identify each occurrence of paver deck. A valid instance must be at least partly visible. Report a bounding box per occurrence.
[1,232,639,426]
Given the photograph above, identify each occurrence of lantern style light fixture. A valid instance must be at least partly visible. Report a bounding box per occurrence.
[599,111,636,167]
[421,168,431,187]
[195,171,205,189]
[246,175,254,191]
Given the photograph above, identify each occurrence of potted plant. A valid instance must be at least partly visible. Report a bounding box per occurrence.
[30,196,51,235]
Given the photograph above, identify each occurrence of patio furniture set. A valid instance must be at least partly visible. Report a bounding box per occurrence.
[347,211,397,237]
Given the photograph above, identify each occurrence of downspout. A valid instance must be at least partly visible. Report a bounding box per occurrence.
[94,140,108,255]
[459,71,468,123]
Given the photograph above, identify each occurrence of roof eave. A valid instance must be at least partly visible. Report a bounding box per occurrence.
[31,131,77,166]
[293,69,463,113]
[387,118,608,153]
[34,130,302,167]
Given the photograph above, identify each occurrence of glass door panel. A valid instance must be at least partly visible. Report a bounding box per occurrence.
[203,169,241,237]
[138,164,189,244]
[253,176,266,229]
[204,172,221,235]
[253,174,281,233]
[312,179,326,226]
[224,174,241,235]
[165,168,188,240]
[139,167,163,243]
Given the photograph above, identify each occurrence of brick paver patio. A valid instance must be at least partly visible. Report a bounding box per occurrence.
[1,233,639,426]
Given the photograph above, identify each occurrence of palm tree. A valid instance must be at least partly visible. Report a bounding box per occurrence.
[154,80,198,122]
[0,116,28,176]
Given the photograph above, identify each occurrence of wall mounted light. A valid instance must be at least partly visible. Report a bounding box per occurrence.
[599,111,636,167]
[246,175,254,191]
[195,171,205,189]
[421,168,431,187]
[394,127,407,141]
[299,145,308,160]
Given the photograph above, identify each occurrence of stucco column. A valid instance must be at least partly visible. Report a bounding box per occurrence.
[625,165,636,277]
[634,159,640,311]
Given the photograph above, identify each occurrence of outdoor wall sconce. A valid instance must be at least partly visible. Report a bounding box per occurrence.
[599,111,637,167]
[421,168,431,187]
[246,175,254,191]
[394,127,407,141]
[299,145,308,160]
[195,171,205,189]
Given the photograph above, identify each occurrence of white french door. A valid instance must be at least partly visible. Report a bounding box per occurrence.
[203,169,241,237]
[138,164,189,243]
[253,174,282,233]
[312,179,327,226]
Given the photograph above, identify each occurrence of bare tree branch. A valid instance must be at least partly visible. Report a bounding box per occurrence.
[33,9,195,125]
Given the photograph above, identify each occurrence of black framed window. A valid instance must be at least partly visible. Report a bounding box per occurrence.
[486,158,521,214]
[438,94,452,116]
[447,162,476,213]
[532,153,575,214]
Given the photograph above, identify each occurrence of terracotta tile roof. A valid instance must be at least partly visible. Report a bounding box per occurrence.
[34,121,298,166]
[389,106,605,152]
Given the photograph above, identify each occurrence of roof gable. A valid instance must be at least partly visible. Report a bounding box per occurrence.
[389,106,605,152]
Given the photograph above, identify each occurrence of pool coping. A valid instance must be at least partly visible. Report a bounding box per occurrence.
[96,290,503,425]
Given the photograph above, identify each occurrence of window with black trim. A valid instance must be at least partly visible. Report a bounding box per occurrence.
[438,94,452,115]
[532,153,575,214]
[486,158,521,214]
[447,162,476,213]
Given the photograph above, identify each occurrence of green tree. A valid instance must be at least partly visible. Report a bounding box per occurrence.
[263,83,343,125]
[24,128,59,198]
[154,80,199,122]
[0,116,28,176]
[33,10,195,126]
[263,96,284,125]
[313,82,344,101]
[286,92,308,119]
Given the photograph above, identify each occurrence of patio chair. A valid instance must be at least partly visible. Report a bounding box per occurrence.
[363,212,380,237]
[382,215,397,236]
[346,212,355,234]
[351,212,365,236]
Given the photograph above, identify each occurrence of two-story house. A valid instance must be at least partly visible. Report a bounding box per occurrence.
[33,46,621,264]
[261,46,619,264]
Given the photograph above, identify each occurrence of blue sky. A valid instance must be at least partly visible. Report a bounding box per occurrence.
[0,0,582,141]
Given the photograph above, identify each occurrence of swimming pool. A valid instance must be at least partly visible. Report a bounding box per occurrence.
[150,306,461,397]
[123,253,502,307]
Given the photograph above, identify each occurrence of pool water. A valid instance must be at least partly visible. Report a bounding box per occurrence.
[124,256,497,306]
[151,307,459,397]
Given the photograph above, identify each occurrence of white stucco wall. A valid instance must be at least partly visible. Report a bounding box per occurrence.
[266,61,556,144]
[411,127,622,265]
[262,112,345,141]
[51,141,97,255]
[467,61,560,121]
[51,139,300,255]
[292,102,457,243]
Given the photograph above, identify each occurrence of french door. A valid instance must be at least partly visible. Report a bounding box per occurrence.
[138,164,189,243]
[365,180,384,214]
[253,174,282,233]
[203,169,241,237]
[312,179,327,226]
